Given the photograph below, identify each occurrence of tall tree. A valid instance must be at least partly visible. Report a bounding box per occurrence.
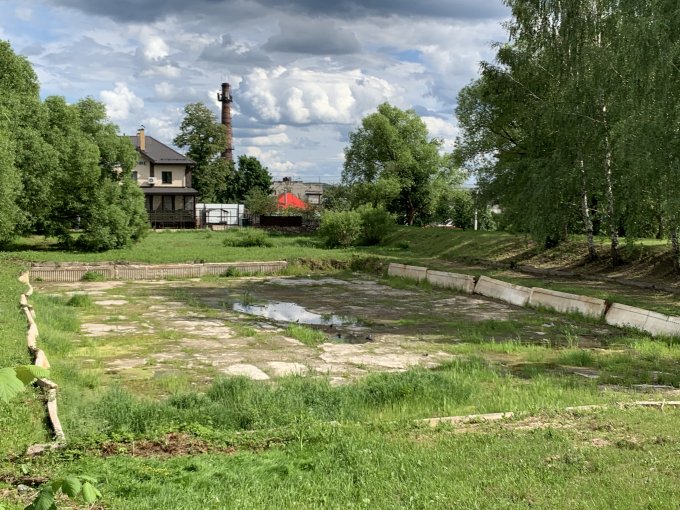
[0,40,47,240]
[343,103,454,225]
[173,102,233,202]
[233,155,273,201]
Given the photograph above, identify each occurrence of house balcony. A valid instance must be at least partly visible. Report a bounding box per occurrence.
[146,210,196,229]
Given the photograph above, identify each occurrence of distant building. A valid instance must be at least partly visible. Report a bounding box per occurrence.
[271,177,324,206]
[129,128,198,229]
[196,203,245,228]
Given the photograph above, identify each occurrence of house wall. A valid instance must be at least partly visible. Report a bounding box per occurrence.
[154,164,186,187]
[132,154,151,182]
[132,155,187,187]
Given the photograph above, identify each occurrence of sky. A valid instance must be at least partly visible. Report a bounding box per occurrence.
[0,0,510,183]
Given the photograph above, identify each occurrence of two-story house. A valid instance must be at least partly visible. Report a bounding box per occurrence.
[129,128,198,228]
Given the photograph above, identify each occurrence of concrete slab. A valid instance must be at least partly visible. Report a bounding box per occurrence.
[388,263,427,281]
[605,303,680,337]
[529,287,606,319]
[426,270,475,293]
[266,362,308,377]
[221,364,270,380]
[474,276,531,307]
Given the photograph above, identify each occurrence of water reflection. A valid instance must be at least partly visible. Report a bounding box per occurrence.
[233,301,354,326]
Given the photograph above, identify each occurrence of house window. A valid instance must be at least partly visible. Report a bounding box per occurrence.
[162,195,174,211]
[162,171,172,184]
[306,194,320,205]
[131,171,138,182]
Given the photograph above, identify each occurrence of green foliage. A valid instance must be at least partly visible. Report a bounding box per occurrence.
[173,102,232,203]
[244,188,277,216]
[0,127,21,245]
[222,228,274,248]
[343,103,460,225]
[0,41,147,250]
[0,365,49,402]
[25,475,102,510]
[233,155,273,201]
[76,177,148,251]
[318,210,363,248]
[455,0,680,262]
[357,205,395,245]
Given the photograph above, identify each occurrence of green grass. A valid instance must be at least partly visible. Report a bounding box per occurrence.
[1,231,356,265]
[284,324,328,346]
[222,228,274,248]
[66,293,94,307]
[6,407,680,509]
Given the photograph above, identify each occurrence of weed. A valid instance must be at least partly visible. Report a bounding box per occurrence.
[81,270,106,282]
[66,293,93,307]
[285,324,327,346]
[221,267,242,277]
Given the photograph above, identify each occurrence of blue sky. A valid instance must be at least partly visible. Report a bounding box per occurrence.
[0,0,509,182]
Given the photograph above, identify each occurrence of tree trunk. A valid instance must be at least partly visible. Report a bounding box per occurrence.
[655,207,664,240]
[602,104,621,266]
[672,227,680,273]
[579,157,597,261]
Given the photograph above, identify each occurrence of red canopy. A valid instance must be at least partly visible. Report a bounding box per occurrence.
[276,192,308,210]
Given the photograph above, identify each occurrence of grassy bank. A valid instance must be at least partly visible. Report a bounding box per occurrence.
[11,407,680,510]
[0,230,356,265]
[0,263,50,457]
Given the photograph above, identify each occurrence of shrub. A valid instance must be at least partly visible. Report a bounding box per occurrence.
[222,228,273,247]
[357,205,395,245]
[318,210,362,248]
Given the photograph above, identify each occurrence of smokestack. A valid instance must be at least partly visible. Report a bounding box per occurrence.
[137,126,146,152]
[217,82,234,163]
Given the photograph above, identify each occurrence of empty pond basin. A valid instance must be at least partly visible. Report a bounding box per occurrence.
[233,301,354,326]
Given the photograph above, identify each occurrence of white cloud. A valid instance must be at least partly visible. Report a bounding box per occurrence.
[239,132,290,146]
[100,83,144,121]
[144,114,181,143]
[422,116,459,151]
[239,66,395,125]
[245,146,295,177]
[134,26,170,61]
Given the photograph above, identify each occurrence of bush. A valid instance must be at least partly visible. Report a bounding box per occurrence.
[357,205,395,245]
[222,228,273,247]
[318,210,362,248]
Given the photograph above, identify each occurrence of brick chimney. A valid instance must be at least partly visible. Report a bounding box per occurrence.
[217,82,233,163]
[137,126,146,152]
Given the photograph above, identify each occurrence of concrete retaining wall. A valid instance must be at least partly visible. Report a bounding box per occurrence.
[529,287,606,319]
[30,261,288,282]
[605,303,680,337]
[426,270,475,294]
[474,276,531,307]
[387,263,428,282]
[18,271,66,445]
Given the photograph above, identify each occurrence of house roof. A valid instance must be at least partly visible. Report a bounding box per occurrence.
[277,192,308,210]
[129,135,195,165]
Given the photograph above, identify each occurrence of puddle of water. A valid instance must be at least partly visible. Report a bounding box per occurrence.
[233,301,355,326]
